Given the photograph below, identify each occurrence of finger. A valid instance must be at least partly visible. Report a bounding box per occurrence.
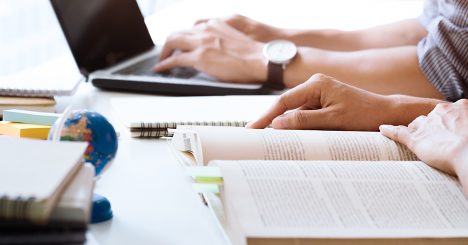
[159,34,198,60]
[246,83,319,129]
[247,75,331,129]
[379,125,412,145]
[203,20,243,38]
[408,115,426,130]
[194,18,210,25]
[222,15,247,30]
[271,108,334,130]
[153,51,196,72]
[196,15,243,29]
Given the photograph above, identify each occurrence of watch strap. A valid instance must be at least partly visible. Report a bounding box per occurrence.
[264,62,285,90]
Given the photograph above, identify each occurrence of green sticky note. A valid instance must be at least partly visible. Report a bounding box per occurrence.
[192,183,220,193]
[186,166,223,184]
[3,109,60,126]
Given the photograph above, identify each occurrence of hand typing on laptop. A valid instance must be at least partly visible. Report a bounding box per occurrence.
[156,3,468,101]
[154,20,267,84]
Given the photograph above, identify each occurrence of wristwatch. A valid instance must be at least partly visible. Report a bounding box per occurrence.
[262,40,297,90]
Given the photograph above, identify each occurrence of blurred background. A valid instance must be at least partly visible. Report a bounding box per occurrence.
[0,0,423,78]
[0,0,172,77]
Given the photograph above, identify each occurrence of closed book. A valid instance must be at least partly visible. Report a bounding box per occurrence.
[0,138,88,224]
[0,97,55,117]
[50,163,95,223]
[0,164,94,245]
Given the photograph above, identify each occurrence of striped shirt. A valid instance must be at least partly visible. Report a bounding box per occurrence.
[418,0,468,101]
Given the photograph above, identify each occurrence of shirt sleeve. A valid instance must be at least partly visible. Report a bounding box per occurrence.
[417,0,468,101]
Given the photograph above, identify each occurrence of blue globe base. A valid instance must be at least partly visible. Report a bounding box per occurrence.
[91,193,113,223]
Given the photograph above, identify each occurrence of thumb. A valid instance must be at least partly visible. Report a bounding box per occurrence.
[379,125,411,145]
[272,109,333,130]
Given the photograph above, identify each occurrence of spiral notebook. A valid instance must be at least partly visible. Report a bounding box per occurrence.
[111,95,278,138]
[0,54,83,97]
[0,138,88,224]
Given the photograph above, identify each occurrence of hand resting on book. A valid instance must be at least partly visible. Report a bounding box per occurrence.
[247,73,441,131]
[380,99,468,196]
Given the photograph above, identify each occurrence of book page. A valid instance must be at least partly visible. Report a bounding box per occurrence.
[217,160,468,241]
[172,127,417,165]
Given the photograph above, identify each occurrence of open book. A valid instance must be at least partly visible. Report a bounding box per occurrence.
[171,126,417,165]
[111,95,277,138]
[213,160,468,244]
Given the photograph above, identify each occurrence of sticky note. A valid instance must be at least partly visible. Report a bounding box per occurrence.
[186,166,223,184]
[3,109,60,126]
[192,183,220,194]
[0,121,51,139]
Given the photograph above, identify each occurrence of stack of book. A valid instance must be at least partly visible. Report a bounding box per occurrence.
[173,126,468,244]
[0,138,94,244]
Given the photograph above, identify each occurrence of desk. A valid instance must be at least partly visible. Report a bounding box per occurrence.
[57,82,229,245]
[54,1,423,244]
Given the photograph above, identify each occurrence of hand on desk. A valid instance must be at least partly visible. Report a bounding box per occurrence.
[380,100,468,183]
[246,73,440,131]
[153,20,266,83]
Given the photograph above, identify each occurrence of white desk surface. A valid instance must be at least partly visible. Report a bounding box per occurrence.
[54,1,422,244]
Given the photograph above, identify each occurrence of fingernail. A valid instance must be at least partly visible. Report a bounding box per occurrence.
[379,125,391,131]
[272,116,288,129]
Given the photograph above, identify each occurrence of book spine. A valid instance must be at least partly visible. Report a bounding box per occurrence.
[0,196,35,221]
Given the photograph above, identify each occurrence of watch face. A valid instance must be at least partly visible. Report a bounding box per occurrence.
[263,40,297,64]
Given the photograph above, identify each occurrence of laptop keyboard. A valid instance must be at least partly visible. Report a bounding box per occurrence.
[114,56,197,79]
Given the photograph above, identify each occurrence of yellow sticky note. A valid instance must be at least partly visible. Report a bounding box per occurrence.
[0,121,51,140]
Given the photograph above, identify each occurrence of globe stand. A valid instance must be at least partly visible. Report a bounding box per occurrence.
[49,109,118,224]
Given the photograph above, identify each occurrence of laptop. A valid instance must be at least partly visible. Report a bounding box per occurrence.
[50,0,271,95]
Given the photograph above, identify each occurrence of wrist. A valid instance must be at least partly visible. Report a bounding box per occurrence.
[385,95,440,126]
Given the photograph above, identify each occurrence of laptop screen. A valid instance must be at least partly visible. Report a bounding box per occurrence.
[51,0,154,75]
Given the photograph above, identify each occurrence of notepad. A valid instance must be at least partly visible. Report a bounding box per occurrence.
[3,109,60,126]
[0,121,51,139]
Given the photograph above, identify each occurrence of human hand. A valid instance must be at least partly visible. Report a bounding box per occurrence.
[194,14,283,42]
[153,20,266,83]
[247,74,416,131]
[380,100,468,177]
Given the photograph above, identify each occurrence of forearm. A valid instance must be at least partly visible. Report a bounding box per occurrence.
[281,19,427,51]
[284,46,444,99]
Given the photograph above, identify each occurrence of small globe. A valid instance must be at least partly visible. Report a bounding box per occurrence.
[48,110,118,175]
